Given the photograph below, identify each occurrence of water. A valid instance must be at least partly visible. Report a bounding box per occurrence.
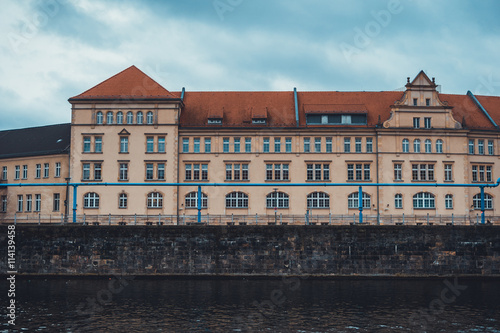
[2,278,500,332]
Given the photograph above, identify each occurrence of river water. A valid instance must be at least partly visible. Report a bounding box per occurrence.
[2,278,500,332]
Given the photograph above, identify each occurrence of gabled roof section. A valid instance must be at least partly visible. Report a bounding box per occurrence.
[0,124,71,159]
[69,65,178,101]
[407,70,437,89]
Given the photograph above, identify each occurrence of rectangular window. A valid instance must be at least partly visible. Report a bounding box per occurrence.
[487,165,492,182]
[355,138,362,153]
[478,140,484,155]
[413,98,418,106]
[274,164,281,180]
[17,195,23,212]
[306,163,330,181]
[274,138,281,153]
[394,163,402,181]
[83,137,91,152]
[234,138,241,153]
[120,137,129,153]
[234,164,241,180]
[158,137,166,153]
[266,164,273,180]
[183,138,189,153]
[347,163,371,181]
[472,165,478,182]
[35,194,41,212]
[347,164,354,181]
[426,98,430,106]
[146,137,154,153]
[263,138,270,153]
[266,163,289,180]
[242,164,249,180]
[44,163,49,178]
[226,163,248,181]
[282,164,289,180]
[364,164,371,180]
[413,117,420,129]
[94,136,102,153]
[193,138,200,153]
[366,138,373,153]
[55,162,61,178]
[285,138,292,153]
[83,163,90,180]
[314,164,321,180]
[223,138,230,153]
[202,164,208,180]
[424,117,431,129]
[307,164,313,180]
[26,194,32,212]
[444,164,453,181]
[356,164,362,180]
[185,164,192,180]
[2,166,6,180]
[94,163,102,180]
[205,138,211,153]
[15,166,20,180]
[146,163,154,180]
[185,164,208,180]
[119,163,128,181]
[22,165,28,179]
[323,164,330,180]
[469,139,474,154]
[314,138,321,153]
[225,164,232,180]
[412,164,435,181]
[245,138,252,152]
[344,138,351,153]
[303,138,310,153]
[1,195,7,212]
[193,164,200,180]
[488,140,494,155]
[157,163,165,180]
[326,137,332,153]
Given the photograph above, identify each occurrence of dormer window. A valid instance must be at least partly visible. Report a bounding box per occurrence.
[306,114,367,125]
[252,119,266,125]
[207,118,222,125]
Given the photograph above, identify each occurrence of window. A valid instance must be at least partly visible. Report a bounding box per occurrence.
[412,164,434,181]
[413,139,421,153]
[286,138,292,153]
[223,138,230,153]
[265,163,289,181]
[426,98,430,106]
[26,194,32,212]
[182,138,189,153]
[303,138,310,153]
[107,111,113,124]
[205,138,212,153]
[17,195,23,212]
[402,139,409,153]
[488,140,494,155]
[147,192,163,208]
[225,192,248,208]
[348,192,371,209]
[424,117,431,129]
[119,193,127,209]
[146,137,154,153]
[234,138,241,153]
[395,194,403,209]
[82,163,101,181]
[326,137,332,153]
[445,194,453,209]
[344,138,351,153]
[315,138,321,153]
[347,163,371,181]
[116,111,123,124]
[94,137,102,153]
[146,163,154,180]
[424,139,432,153]
[22,165,28,179]
[96,111,103,124]
[436,139,443,153]
[478,140,484,155]
[366,138,373,153]
[307,192,330,209]
[469,139,475,154]
[83,163,90,180]
[193,138,200,153]
[83,192,99,208]
[306,114,367,125]
[44,163,49,178]
[413,98,418,106]
[146,111,154,124]
[226,163,249,181]
[1,195,7,212]
[185,192,208,209]
[413,117,420,128]
[208,118,222,125]
[263,138,270,153]
[136,111,143,124]
[306,163,330,181]
[394,163,402,181]
[473,193,493,210]
[15,166,20,180]
[266,192,289,209]
[444,164,453,181]
[185,164,208,180]
[120,137,129,153]
[158,137,165,153]
[83,137,91,152]
[119,163,128,181]
[245,138,252,152]
[472,165,492,182]
[127,111,134,124]
[94,163,101,180]
[2,166,6,180]
[413,192,435,209]
[35,164,41,178]
[355,138,362,153]
[55,162,61,178]
[35,194,41,212]
[157,163,165,180]
[275,138,281,153]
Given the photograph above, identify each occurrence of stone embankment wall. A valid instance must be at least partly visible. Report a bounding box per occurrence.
[1,225,499,277]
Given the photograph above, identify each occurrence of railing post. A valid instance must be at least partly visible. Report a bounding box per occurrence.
[38,213,41,225]
[231,213,234,224]
[358,186,363,224]
[255,213,258,225]
[14,213,17,225]
[427,213,429,225]
[83,213,86,225]
[197,185,202,223]
[329,213,332,225]
[134,213,137,225]
[452,213,454,225]
[480,186,485,224]
[72,185,78,223]
[402,213,405,225]
[159,213,161,224]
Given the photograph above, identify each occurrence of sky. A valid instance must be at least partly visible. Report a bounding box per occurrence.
[1,0,500,131]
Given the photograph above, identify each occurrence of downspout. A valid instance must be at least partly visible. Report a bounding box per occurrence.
[176,91,184,225]
[294,88,299,127]
[467,90,499,129]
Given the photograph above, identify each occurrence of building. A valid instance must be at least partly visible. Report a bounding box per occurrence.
[1,66,500,224]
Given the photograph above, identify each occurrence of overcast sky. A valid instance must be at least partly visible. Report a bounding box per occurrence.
[1,0,499,130]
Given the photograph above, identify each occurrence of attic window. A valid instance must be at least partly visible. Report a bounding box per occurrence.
[413,98,418,106]
[208,118,222,125]
[252,119,266,125]
[426,98,430,106]
[306,114,367,125]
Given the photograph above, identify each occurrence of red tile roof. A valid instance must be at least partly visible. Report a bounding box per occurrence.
[475,95,500,128]
[69,65,178,101]
[304,104,368,114]
[440,94,495,130]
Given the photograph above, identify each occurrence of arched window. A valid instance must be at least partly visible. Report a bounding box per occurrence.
[127,111,134,124]
[425,139,432,153]
[136,111,143,124]
[107,111,113,124]
[147,192,163,208]
[413,192,435,209]
[96,111,103,125]
[402,139,409,153]
[83,192,99,208]
[445,194,453,209]
[266,191,289,209]
[347,192,371,209]
[414,139,421,153]
[473,193,493,210]
[119,193,127,209]
[146,111,154,124]
[116,111,123,124]
[395,193,403,209]
[185,192,208,209]
[436,139,443,153]
[225,192,248,208]
[307,192,330,209]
